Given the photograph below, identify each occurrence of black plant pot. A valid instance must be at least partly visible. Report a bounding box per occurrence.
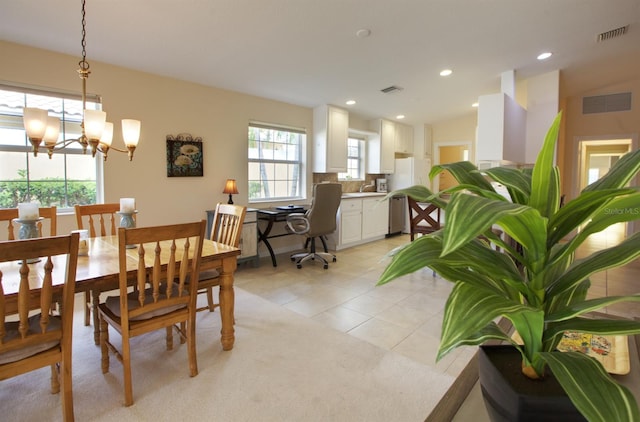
[478,345,586,422]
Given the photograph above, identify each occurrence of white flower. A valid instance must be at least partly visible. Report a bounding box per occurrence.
[174,155,193,166]
[180,144,200,155]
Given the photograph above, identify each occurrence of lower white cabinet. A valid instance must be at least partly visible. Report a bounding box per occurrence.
[337,196,389,249]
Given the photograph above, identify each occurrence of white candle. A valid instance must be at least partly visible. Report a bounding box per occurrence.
[18,202,39,220]
[120,198,135,213]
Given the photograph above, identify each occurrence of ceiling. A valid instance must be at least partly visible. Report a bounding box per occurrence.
[1,0,639,126]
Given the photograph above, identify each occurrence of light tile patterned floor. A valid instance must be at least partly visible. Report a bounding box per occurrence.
[234,226,640,379]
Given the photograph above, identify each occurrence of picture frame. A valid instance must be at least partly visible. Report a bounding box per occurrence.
[166,133,203,177]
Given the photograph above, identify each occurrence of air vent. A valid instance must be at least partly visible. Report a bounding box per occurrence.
[380,85,403,94]
[583,92,632,114]
[597,25,628,42]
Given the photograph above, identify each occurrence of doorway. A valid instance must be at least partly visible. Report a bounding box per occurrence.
[577,137,634,236]
[434,142,471,191]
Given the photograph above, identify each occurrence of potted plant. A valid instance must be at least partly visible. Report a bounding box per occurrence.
[378,112,640,421]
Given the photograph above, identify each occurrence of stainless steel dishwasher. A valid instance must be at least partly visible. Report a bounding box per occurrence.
[387,195,405,236]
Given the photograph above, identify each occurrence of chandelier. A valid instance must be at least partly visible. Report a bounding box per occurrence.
[21,0,140,161]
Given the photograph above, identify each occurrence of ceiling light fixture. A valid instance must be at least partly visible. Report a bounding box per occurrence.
[440,69,453,77]
[537,52,552,60]
[22,0,141,161]
[396,115,405,119]
[345,100,356,105]
[472,102,479,108]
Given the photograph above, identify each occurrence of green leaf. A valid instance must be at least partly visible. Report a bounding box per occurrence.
[529,112,562,217]
[483,166,531,204]
[438,282,540,359]
[430,161,495,191]
[540,352,640,422]
[548,295,640,322]
[548,232,640,297]
[544,318,640,346]
[437,323,514,361]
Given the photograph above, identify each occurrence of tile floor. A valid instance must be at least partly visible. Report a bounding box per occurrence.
[235,224,640,382]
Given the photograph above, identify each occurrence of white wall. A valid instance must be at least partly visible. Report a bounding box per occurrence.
[0,41,313,244]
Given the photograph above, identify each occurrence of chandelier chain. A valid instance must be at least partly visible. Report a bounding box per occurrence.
[78,0,89,73]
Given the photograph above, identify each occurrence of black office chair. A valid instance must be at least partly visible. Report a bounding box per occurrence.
[286,183,342,269]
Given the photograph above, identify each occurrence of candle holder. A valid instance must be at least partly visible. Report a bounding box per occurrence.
[13,217,44,263]
[117,211,137,248]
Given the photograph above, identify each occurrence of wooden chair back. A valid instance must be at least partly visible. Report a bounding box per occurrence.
[98,220,206,406]
[0,233,80,421]
[74,203,122,238]
[210,203,246,247]
[0,206,57,240]
[407,196,442,241]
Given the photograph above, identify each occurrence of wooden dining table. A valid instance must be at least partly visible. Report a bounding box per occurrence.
[0,235,241,351]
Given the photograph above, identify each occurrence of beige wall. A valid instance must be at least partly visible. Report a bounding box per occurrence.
[0,41,313,237]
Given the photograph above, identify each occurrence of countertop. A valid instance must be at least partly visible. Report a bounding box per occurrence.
[341,192,387,199]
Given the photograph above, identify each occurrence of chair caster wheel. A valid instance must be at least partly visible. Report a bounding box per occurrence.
[296,264,302,269]
[332,257,337,262]
[290,257,295,261]
[323,264,328,269]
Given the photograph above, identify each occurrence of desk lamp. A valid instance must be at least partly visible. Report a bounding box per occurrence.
[223,179,239,204]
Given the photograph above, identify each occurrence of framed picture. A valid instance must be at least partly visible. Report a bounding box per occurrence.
[166,133,203,177]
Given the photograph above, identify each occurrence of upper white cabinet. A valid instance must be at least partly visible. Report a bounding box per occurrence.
[367,118,395,174]
[313,104,348,173]
[394,123,414,154]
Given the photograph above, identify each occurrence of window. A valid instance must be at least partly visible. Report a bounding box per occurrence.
[0,84,101,210]
[338,137,365,180]
[248,123,303,201]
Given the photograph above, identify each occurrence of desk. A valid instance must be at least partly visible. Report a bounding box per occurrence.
[1,235,240,351]
[257,207,307,267]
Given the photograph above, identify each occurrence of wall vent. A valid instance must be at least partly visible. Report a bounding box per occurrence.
[380,85,403,94]
[583,92,632,114]
[597,25,628,42]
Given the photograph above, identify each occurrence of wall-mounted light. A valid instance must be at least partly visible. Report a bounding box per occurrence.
[223,179,239,204]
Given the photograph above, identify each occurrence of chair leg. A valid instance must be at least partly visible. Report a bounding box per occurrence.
[84,291,91,326]
[166,326,174,350]
[122,336,133,407]
[50,363,60,394]
[206,287,215,312]
[187,318,198,377]
[99,315,110,374]
[60,359,74,421]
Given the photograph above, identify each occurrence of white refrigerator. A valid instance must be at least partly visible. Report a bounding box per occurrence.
[387,157,431,234]
[388,157,431,191]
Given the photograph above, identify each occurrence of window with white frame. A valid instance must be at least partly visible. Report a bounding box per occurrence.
[338,137,365,180]
[248,122,304,201]
[0,85,101,209]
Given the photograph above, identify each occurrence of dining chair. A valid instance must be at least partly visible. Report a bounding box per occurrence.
[98,220,206,406]
[286,182,342,269]
[74,203,122,328]
[192,203,246,313]
[0,206,57,241]
[0,232,80,422]
[407,196,442,241]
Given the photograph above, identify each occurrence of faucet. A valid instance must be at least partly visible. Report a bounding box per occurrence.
[360,184,366,192]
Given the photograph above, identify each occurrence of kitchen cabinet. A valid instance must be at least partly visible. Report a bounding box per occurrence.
[367,118,395,174]
[313,104,348,173]
[362,197,389,239]
[338,198,362,245]
[337,195,389,249]
[394,123,414,154]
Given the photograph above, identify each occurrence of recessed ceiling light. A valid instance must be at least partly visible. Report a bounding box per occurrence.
[396,115,405,119]
[356,29,371,38]
[440,69,453,77]
[345,100,356,105]
[472,102,479,108]
[537,52,552,60]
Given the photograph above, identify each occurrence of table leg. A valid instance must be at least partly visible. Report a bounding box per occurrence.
[218,257,237,351]
[257,218,278,267]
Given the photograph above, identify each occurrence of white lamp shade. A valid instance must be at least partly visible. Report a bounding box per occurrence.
[100,122,114,146]
[84,109,107,140]
[121,119,141,147]
[43,117,61,146]
[23,107,49,140]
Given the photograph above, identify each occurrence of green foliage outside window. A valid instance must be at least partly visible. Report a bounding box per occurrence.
[0,170,96,208]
